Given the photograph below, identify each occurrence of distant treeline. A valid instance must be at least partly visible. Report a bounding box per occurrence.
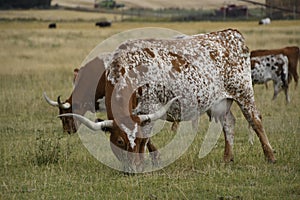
[0,0,51,9]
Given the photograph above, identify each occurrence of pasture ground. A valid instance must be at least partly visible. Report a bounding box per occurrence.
[0,10,299,199]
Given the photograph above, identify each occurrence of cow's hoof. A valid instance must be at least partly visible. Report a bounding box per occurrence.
[150,151,161,167]
[267,157,276,164]
[223,155,234,163]
[151,157,161,167]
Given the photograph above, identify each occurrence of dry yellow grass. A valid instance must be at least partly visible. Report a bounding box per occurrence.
[0,9,120,22]
[52,0,95,8]
[0,17,299,75]
[52,0,266,9]
[120,0,266,9]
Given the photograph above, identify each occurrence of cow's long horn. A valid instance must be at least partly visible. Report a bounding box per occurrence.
[43,92,59,107]
[57,96,71,109]
[138,96,181,123]
[58,113,113,131]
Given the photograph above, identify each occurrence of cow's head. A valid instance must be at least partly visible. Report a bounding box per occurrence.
[59,96,179,172]
[43,92,77,134]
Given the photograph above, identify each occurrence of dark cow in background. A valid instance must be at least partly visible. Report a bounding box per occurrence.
[61,29,276,172]
[251,54,290,103]
[251,46,300,88]
[95,21,111,28]
[48,23,56,29]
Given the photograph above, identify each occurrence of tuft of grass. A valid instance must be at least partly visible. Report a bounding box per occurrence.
[34,132,62,166]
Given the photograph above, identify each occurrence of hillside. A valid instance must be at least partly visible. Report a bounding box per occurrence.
[117,0,237,9]
[51,0,266,9]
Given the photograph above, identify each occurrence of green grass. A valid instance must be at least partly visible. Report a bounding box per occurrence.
[0,11,300,199]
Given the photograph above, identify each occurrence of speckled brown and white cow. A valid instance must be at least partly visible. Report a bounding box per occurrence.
[61,29,276,171]
[251,54,290,103]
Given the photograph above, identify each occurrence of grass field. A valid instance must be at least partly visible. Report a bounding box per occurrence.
[0,10,299,199]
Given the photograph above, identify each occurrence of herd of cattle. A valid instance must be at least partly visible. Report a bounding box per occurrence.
[44,29,299,172]
[48,21,112,29]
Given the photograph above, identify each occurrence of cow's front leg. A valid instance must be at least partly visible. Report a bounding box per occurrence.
[142,123,160,166]
[146,139,160,167]
[136,137,149,172]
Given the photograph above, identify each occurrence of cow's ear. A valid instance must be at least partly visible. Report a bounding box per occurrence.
[73,68,79,74]
[72,103,79,110]
[95,118,112,133]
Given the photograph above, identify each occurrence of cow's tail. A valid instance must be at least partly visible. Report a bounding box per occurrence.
[281,71,289,90]
[297,48,300,88]
[281,58,289,90]
[288,47,300,89]
[293,47,300,88]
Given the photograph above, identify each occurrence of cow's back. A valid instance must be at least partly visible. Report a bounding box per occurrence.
[109,29,250,88]
[107,29,251,120]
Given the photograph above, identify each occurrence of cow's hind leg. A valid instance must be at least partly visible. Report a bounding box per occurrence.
[282,77,290,103]
[236,98,276,163]
[209,99,235,162]
[221,110,236,162]
[284,86,290,103]
[272,81,281,101]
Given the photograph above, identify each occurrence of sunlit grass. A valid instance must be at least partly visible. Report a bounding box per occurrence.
[0,9,119,22]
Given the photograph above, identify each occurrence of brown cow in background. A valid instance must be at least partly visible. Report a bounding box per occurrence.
[44,56,107,134]
[73,68,79,86]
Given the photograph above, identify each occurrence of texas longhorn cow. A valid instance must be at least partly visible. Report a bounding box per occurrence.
[44,55,160,163]
[61,29,276,172]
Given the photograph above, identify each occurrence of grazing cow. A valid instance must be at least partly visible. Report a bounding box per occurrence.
[61,29,276,172]
[251,54,290,103]
[48,23,56,29]
[251,46,300,88]
[44,55,159,160]
[44,56,107,133]
[95,21,111,28]
[258,18,271,25]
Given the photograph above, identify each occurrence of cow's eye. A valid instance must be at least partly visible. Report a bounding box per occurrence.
[117,137,125,146]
